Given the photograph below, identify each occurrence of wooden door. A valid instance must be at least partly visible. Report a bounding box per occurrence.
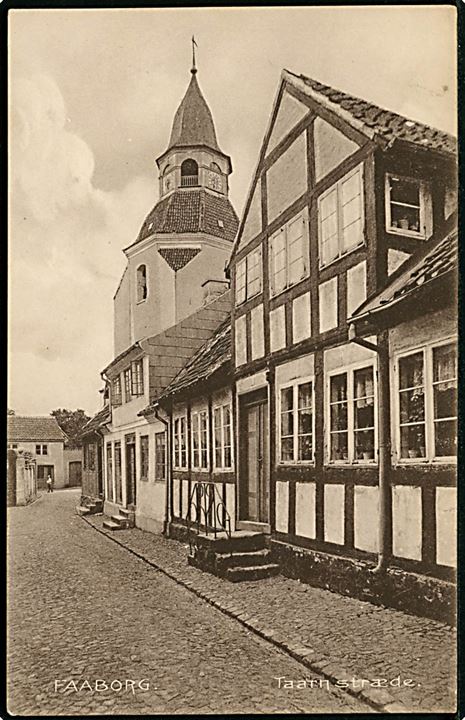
[68,461,82,487]
[244,400,269,523]
[125,435,136,506]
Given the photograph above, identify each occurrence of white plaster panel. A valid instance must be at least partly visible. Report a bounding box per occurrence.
[236,371,268,395]
[267,91,309,154]
[250,304,265,360]
[226,483,236,533]
[324,339,377,373]
[275,353,315,386]
[234,315,247,366]
[324,484,345,545]
[295,482,316,538]
[354,485,379,553]
[314,117,359,182]
[387,249,410,276]
[181,479,190,519]
[319,277,338,333]
[436,487,456,567]
[347,261,367,318]
[270,305,286,352]
[392,485,422,560]
[239,180,262,249]
[293,291,312,344]
[275,481,289,533]
[173,478,181,518]
[267,133,307,223]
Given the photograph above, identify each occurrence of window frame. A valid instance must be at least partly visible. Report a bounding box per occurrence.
[139,435,149,481]
[385,173,429,240]
[277,375,315,466]
[393,338,457,465]
[106,443,113,500]
[269,209,309,298]
[155,431,167,482]
[318,163,365,269]
[112,375,122,406]
[131,359,144,397]
[235,246,263,306]
[123,368,132,402]
[173,415,188,470]
[326,360,378,466]
[190,409,209,471]
[212,403,233,471]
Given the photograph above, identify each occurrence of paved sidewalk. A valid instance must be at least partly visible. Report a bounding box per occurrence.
[84,515,456,713]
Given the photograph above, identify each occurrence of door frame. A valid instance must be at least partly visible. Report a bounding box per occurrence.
[237,388,271,533]
[125,433,137,507]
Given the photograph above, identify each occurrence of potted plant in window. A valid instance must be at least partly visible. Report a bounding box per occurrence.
[398,215,410,230]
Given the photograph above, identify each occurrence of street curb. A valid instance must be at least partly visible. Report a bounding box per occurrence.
[80,515,407,714]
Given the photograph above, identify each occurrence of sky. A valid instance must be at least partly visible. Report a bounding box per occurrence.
[8,6,457,417]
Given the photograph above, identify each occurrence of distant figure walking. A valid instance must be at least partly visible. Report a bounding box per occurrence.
[46,474,53,493]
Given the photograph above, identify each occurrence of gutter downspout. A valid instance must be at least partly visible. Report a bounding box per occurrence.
[151,402,171,536]
[348,324,391,573]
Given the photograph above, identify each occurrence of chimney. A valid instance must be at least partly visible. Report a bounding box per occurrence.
[202,279,229,305]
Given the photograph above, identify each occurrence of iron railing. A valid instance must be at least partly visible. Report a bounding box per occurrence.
[181,175,198,187]
[186,481,231,553]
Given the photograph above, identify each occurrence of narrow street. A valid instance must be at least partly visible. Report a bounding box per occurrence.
[8,489,366,715]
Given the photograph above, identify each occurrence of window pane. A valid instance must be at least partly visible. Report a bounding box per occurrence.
[354,429,375,460]
[331,403,348,431]
[320,189,337,221]
[331,432,348,461]
[298,382,312,408]
[224,446,232,468]
[399,352,423,389]
[330,374,347,403]
[236,259,246,304]
[400,389,425,424]
[281,437,294,462]
[281,387,294,412]
[298,408,312,435]
[433,344,456,383]
[281,411,294,437]
[390,176,420,206]
[342,218,363,253]
[298,435,312,461]
[341,170,360,205]
[434,383,457,421]
[434,420,457,457]
[400,424,426,459]
[270,233,286,294]
[390,204,420,233]
[354,367,374,399]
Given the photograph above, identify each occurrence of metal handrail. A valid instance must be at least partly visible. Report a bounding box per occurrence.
[186,481,232,555]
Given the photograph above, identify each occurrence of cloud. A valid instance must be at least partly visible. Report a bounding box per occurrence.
[9,73,154,415]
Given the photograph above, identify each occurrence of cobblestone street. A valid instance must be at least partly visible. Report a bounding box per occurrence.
[8,489,368,715]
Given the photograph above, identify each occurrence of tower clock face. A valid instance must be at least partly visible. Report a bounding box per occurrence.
[208,171,222,192]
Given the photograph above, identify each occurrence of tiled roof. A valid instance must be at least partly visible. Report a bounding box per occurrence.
[285,70,457,155]
[8,416,66,442]
[351,218,457,321]
[158,319,231,400]
[158,247,201,272]
[80,405,111,437]
[135,189,238,246]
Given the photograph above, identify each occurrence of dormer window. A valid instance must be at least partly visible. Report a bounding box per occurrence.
[181,159,198,187]
[385,174,431,239]
[136,264,147,303]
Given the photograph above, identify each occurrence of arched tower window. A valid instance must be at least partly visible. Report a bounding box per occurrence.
[137,264,148,302]
[181,159,199,187]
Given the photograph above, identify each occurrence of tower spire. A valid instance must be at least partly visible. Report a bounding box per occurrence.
[191,35,198,75]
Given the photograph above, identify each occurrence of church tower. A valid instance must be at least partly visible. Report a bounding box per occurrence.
[114,55,238,356]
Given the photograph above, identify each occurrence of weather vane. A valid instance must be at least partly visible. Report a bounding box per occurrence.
[191,35,198,74]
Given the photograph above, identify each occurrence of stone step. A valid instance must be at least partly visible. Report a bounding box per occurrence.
[111,514,129,527]
[118,508,131,517]
[103,519,123,531]
[216,549,271,570]
[76,505,90,516]
[195,531,266,554]
[226,563,280,583]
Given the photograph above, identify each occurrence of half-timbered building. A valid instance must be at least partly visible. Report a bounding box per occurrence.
[225,70,457,613]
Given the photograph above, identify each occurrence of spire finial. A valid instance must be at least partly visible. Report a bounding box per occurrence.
[191,35,198,75]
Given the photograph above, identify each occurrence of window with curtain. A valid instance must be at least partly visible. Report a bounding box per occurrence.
[279,379,314,463]
[213,404,233,470]
[328,365,376,464]
[140,435,149,480]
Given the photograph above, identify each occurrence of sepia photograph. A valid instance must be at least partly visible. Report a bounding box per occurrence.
[7,4,458,715]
